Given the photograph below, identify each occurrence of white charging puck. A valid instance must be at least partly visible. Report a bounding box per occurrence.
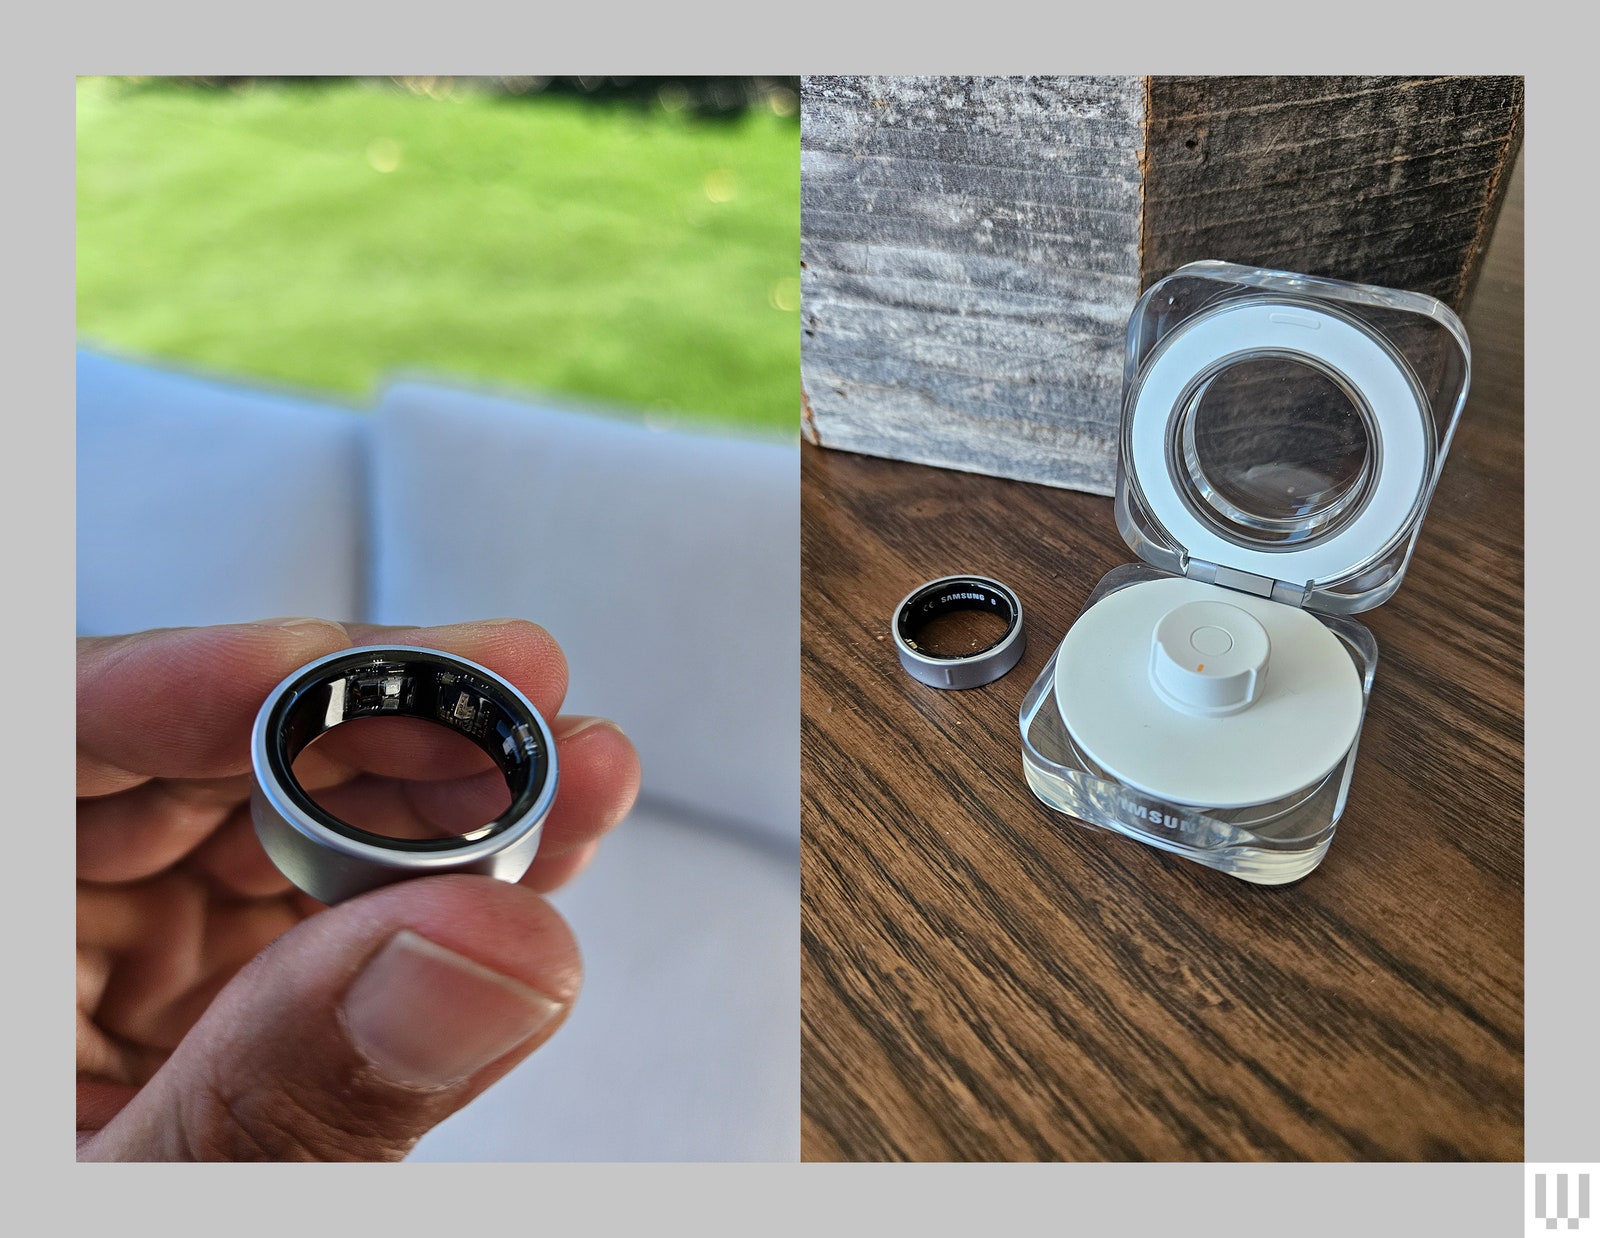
[1054,576,1364,808]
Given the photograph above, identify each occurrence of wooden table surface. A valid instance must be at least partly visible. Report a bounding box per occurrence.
[799,165,1523,1162]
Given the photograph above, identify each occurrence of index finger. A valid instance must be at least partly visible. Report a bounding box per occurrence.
[77,618,568,797]
[287,621,570,787]
[78,621,353,797]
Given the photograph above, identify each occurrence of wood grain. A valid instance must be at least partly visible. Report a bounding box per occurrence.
[799,156,1523,1162]
[800,75,1523,496]
[801,75,1145,495]
[1142,76,1525,308]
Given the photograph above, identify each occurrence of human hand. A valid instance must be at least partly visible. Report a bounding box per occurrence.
[76,618,640,1160]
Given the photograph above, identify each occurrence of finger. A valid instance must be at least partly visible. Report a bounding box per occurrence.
[80,874,303,1055]
[80,711,630,879]
[338,619,569,721]
[78,1079,140,1138]
[184,716,636,899]
[532,718,641,860]
[303,767,510,842]
[78,621,353,796]
[182,810,298,900]
[256,620,571,789]
[288,716,500,788]
[77,776,254,884]
[292,715,635,854]
[520,839,601,893]
[78,619,567,797]
[80,619,571,890]
[77,876,580,1161]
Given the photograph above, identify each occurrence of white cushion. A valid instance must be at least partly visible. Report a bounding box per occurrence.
[368,382,799,841]
[76,351,369,635]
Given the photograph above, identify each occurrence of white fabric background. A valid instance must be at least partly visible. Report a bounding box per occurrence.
[368,381,799,845]
[77,351,370,633]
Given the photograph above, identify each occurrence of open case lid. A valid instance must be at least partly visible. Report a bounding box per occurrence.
[1114,262,1471,615]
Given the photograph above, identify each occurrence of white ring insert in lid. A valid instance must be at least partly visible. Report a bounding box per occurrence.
[1127,300,1432,585]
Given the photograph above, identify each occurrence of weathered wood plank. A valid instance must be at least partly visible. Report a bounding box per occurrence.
[810,299,1121,371]
[804,180,1145,241]
[1142,75,1525,305]
[805,209,1137,279]
[806,152,1143,209]
[802,75,1146,493]
[804,74,1146,142]
[803,107,1146,163]
[802,240,1140,326]
[800,74,1523,494]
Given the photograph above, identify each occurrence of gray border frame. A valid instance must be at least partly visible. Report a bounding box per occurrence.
[32,12,1575,1237]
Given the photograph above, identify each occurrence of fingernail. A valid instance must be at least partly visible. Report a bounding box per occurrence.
[556,715,624,742]
[342,930,564,1089]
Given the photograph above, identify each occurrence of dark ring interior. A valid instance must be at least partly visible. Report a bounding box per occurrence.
[897,578,1019,661]
[265,649,551,852]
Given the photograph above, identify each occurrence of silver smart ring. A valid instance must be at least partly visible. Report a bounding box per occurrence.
[250,645,558,904]
[893,575,1026,689]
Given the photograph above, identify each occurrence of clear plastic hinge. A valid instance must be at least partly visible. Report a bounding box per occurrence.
[1184,559,1309,607]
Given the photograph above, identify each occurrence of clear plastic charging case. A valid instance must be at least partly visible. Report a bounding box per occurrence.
[1019,261,1471,884]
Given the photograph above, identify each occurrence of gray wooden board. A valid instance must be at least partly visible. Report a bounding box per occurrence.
[800,75,1524,495]
[802,75,1145,495]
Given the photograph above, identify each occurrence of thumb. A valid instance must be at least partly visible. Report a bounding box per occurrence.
[79,876,581,1161]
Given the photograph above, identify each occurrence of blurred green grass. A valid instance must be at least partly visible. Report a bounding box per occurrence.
[75,77,800,433]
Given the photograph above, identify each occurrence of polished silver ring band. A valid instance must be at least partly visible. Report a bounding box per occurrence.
[893,575,1027,690]
[251,645,558,905]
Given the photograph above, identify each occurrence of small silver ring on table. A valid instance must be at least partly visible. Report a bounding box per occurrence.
[892,575,1027,690]
[250,645,558,905]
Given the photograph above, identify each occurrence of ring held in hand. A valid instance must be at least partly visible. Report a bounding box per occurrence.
[251,645,558,904]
